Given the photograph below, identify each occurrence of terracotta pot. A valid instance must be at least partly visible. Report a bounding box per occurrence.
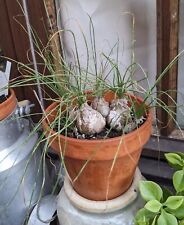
[0,89,17,121]
[42,92,152,200]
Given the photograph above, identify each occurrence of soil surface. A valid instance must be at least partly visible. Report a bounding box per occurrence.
[54,114,146,140]
[68,126,123,139]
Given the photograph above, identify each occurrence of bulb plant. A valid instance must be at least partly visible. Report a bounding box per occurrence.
[5,14,184,200]
[135,152,184,225]
[7,14,183,141]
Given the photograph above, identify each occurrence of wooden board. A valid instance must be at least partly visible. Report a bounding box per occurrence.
[157,0,179,136]
[0,0,49,120]
[0,0,25,99]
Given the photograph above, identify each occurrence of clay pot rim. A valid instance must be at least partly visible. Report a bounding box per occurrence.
[0,89,17,120]
[43,93,152,144]
[0,88,15,105]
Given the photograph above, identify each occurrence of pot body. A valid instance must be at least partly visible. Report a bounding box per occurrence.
[43,92,152,200]
[0,111,49,225]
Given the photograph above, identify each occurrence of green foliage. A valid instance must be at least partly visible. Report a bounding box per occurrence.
[173,170,184,194]
[157,209,178,225]
[134,152,184,225]
[165,153,184,170]
[167,201,184,220]
[165,153,184,194]
[164,196,183,210]
[134,208,156,225]
[179,219,184,225]
[139,181,163,202]
[162,187,173,202]
[144,200,162,213]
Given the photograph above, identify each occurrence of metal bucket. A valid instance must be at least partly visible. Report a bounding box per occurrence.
[0,110,50,225]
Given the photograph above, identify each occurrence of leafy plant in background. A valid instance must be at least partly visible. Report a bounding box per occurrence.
[135,152,184,225]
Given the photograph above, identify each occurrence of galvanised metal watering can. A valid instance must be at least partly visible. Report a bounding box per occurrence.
[0,94,50,225]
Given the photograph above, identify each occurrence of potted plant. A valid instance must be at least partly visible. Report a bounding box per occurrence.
[40,44,182,200]
[134,152,184,225]
[42,87,152,200]
[11,23,182,202]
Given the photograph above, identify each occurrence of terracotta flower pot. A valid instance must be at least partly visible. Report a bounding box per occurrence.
[0,89,17,121]
[42,92,152,200]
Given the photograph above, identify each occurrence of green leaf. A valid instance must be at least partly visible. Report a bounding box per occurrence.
[164,196,184,210]
[145,200,162,213]
[139,181,163,202]
[177,152,184,160]
[157,209,178,225]
[167,201,184,220]
[165,153,184,170]
[151,216,158,225]
[134,208,156,225]
[162,187,173,202]
[179,219,184,225]
[173,170,184,193]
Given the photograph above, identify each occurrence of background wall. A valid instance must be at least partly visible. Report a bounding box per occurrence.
[56,0,156,90]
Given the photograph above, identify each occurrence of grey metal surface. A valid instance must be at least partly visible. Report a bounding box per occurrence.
[27,195,57,225]
[0,110,24,150]
[57,170,144,225]
[0,112,50,225]
[57,188,143,225]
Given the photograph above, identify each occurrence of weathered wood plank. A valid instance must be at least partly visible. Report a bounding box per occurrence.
[4,0,49,119]
[0,0,25,99]
[142,135,184,159]
[139,157,174,188]
[157,0,179,136]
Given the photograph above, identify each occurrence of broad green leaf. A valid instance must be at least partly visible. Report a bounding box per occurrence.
[139,181,163,202]
[165,153,184,170]
[173,170,184,193]
[134,208,156,225]
[164,196,184,210]
[167,201,184,220]
[157,209,178,225]
[145,200,162,213]
[179,219,184,225]
[177,152,184,160]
